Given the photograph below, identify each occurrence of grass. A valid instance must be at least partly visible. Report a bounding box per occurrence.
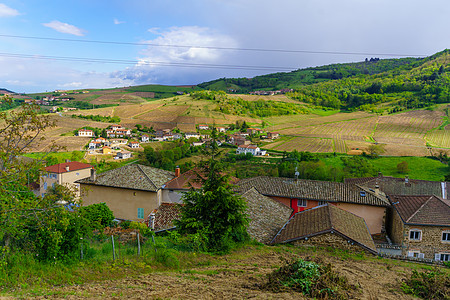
[322,155,448,181]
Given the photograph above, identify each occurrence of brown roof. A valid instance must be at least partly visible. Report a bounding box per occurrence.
[164,169,204,190]
[77,164,174,192]
[345,175,449,199]
[235,176,389,207]
[271,204,377,254]
[389,195,450,226]
[45,161,92,174]
[239,145,258,149]
[153,203,181,231]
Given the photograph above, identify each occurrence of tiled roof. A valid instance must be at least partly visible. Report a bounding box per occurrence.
[164,169,204,190]
[389,195,450,226]
[235,176,389,207]
[45,161,93,174]
[153,203,181,231]
[241,187,293,244]
[345,175,449,199]
[77,164,174,192]
[239,145,258,149]
[271,204,377,254]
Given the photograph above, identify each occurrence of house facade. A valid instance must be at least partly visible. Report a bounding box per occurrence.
[116,151,132,159]
[236,144,266,156]
[128,141,140,148]
[77,164,175,221]
[78,129,94,137]
[388,195,450,261]
[40,161,93,198]
[235,176,390,234]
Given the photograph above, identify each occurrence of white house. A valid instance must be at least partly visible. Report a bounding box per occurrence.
[78,129,94,137]
[216,126,226,133]
[236,144,266,156]
[185,132,201,139]
[141,135,150,143]
[116,151,132,159]
[88,141,102,149]
[128,141,140,148]
[198,124,209,130]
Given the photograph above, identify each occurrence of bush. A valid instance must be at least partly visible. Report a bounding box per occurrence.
[263,258,355,299]
[81,203,115,231]
[401,269,450,299]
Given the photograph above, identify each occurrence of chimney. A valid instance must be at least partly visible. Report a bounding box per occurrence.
[405,175,409,184]
[375,182,380,196]
[65,159,71,163]
[378,172,382,177]
[90,168,96,181]
[65,165,70,172]
[175,166,181,177]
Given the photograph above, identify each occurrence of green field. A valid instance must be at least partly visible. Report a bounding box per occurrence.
[322,155,448,181]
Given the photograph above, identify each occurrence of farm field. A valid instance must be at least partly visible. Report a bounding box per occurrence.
[28,93,450,156]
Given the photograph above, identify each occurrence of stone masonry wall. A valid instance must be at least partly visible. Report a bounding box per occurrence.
[292,232,374,255]
[402,225,450,259]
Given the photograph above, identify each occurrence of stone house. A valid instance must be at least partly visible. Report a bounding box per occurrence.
[77,164,174,221]
[228,134,250,146]
[267,132,279,139]
[40,161,93,198]
[388,195,450,261]
[271,204,377,255]
[235,176,390,234]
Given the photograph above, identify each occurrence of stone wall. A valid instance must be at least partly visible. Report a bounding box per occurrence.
[402,225,450,259]
[292,232,374,255]
[389,209,405,245]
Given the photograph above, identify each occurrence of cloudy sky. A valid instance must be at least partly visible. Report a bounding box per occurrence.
[0,0,449,93]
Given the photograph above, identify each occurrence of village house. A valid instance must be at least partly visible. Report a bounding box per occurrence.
[235,176,390,235]
[247,128,263,135]
[40,161,93,198]
[345,174,450,199]
[116,151,132,160]
[228,134,250,146]
[185,132,201,139]
[115,128,132,137]
[110,124,122,131]
[77,164,175,221]
[267,132,279,139]
[128,141,140,148]
[271,204,378,255]
[111,138,128,145]
[216,126,226,133]
[173,133,183,140]
[387,195,450,261]
[78,129,94,137]
[198,124,209,130]
[88,140,102,149]
[236,144,266,156]
[141,134,150,143]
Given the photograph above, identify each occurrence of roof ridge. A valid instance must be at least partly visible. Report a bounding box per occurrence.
[136,164,158,190]
[405,195,434,223]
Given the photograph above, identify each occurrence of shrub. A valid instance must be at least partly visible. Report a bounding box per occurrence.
[401,269,450,299]
[263,258,355,299]
[81,203,115,231]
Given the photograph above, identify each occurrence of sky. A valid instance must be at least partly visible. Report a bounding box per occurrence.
[0,0,450,93]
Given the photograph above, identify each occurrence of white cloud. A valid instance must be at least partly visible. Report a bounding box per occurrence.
[113,18,125,25]
[115,26,239,85]
[42,20,85,36]
[147,27,160,34]
[0,3,19,17]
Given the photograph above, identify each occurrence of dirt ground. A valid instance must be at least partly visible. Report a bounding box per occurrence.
[29,248,422,300]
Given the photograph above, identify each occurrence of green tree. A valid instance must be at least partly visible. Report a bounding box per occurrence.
[175,129,249,252]
[397,161,409,174]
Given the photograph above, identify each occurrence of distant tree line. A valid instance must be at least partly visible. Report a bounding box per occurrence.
[71,114,121,123]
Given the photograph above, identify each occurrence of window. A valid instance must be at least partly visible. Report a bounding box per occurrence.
[76,172,80,176]
[137,208,144,219]
[297,199,307,207]
[409,229,422,241]
[43,182,47,191]
[318,201,327,206]
[440,253,450,261]
[442,231,450,242]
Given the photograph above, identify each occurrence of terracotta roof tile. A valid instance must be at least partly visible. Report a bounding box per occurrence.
[77,164,174,192]
[389,195,450,226]
[153,203,181,231]
[272,204,377,253]
[45,161,93,174]
[235,176,389,207]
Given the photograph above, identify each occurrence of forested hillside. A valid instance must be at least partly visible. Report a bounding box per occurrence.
[200,49,450,113]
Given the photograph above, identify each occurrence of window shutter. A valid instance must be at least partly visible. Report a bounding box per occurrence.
[435,253,441,261]
[418,253,425,259]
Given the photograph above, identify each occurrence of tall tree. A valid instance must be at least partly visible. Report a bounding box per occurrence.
[175,128,249,252]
